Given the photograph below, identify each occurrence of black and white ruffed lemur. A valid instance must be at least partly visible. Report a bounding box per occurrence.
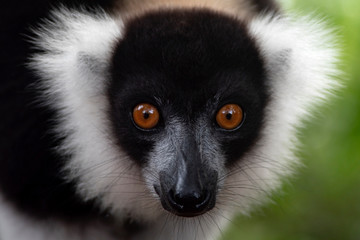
[0,0,340,239]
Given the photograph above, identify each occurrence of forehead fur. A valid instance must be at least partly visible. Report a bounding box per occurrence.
[110,9,266,104]
[108,9,268,169]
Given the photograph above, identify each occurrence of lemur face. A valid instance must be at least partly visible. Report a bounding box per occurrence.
[109,10,267,217]
[0,0,341,238]
[24,0,339,230]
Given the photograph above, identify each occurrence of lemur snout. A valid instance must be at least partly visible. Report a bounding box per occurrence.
[157,171,217,217]
[156,136,217,217]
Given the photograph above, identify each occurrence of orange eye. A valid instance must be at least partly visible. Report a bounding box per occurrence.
[216,104,244,130]
[133,103,160,129]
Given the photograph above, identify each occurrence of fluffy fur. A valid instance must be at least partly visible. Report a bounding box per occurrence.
[0,1,340,240]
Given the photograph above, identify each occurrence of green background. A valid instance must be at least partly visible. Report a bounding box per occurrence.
[222,0,360,239]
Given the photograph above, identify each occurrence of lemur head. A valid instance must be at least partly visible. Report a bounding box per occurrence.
[31,4,339,223]
[109,10,267,217]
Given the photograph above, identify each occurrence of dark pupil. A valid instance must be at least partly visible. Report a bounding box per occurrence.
[226,112,232,120]
[143,111,150,119]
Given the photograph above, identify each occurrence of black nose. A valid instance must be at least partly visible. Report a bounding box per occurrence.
[167,188,213,217]
[157,169,217,217]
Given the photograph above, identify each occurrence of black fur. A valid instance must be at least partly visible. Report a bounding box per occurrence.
[109,9,268,166]
[0,0,117,221]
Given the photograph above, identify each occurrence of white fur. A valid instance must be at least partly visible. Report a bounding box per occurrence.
[29,8,156,222]
[20,6,341,240]
[220,13,341,216]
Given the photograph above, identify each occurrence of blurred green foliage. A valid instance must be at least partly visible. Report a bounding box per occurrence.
[221,0,360,239]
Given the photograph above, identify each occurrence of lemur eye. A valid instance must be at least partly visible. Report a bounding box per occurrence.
[133,103,160,129]
[216,104,244,130]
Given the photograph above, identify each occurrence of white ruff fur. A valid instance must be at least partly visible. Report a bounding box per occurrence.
[8,6,340,240]
[220,13,341,217]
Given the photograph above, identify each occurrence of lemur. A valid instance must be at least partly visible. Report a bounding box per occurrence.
[0,0,340,239]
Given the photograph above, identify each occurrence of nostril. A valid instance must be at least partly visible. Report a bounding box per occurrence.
[167,189,212,216]
[174,191,205,206]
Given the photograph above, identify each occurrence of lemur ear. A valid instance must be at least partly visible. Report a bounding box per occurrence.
[264,48,292,80]
[77,52,110,95]
[29,8,123,98]
[249,14,341,117]
[78,53,106,76]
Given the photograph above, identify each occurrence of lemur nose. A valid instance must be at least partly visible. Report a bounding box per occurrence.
[167,188,212,217]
